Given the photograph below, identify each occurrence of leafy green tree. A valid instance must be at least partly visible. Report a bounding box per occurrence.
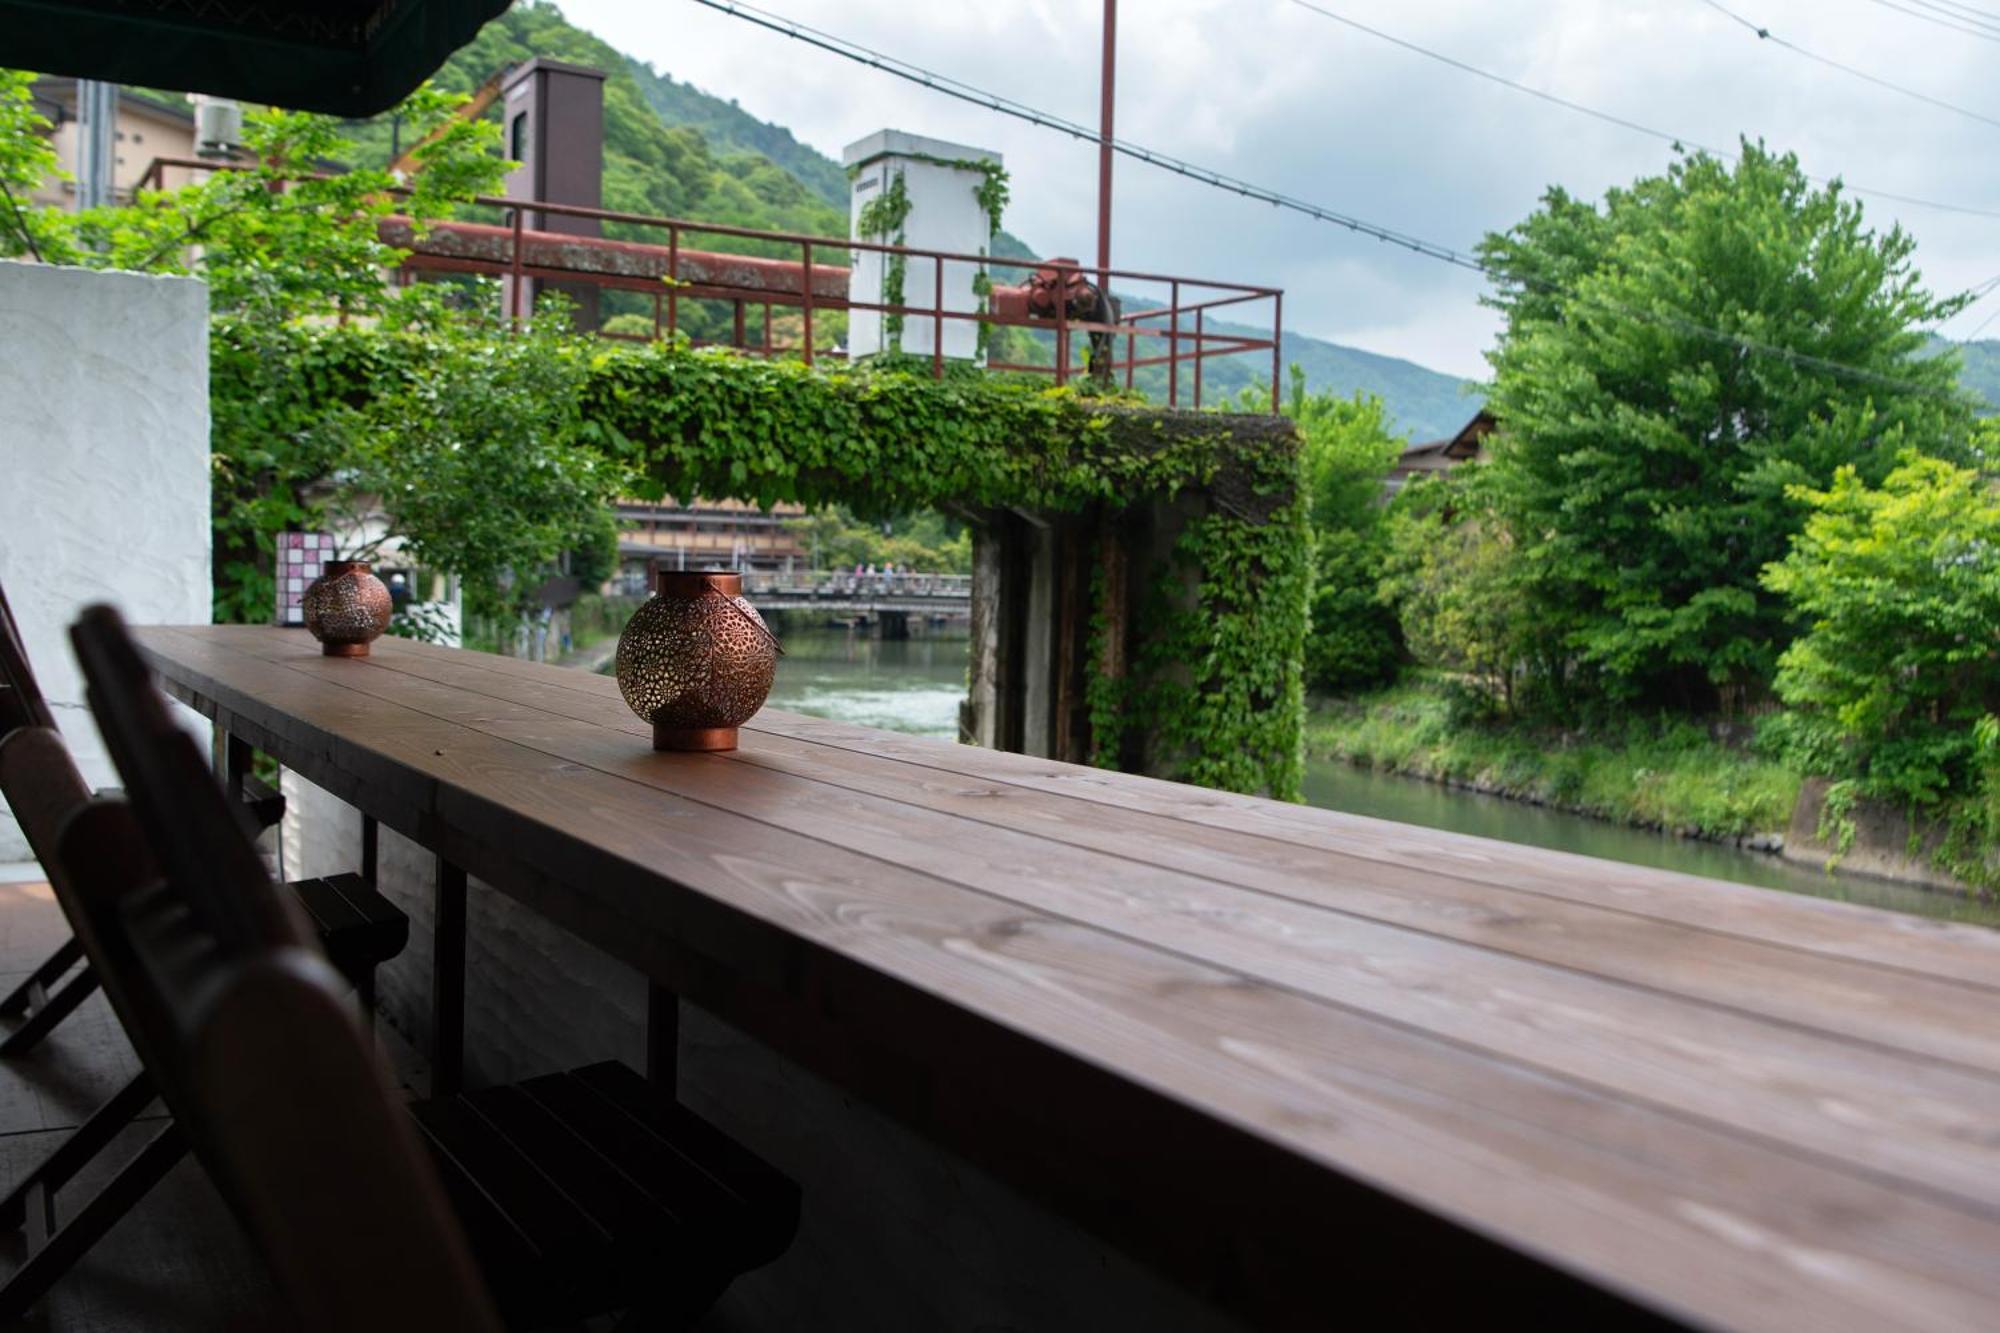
[1379,478,1539,712]
[338,305,637,620]
[0,69,63,260]
[1285,372,1405,691]
[791,506,971,574]
[1762,449,2000,806]
[1478,142,1978,712]
[10,86,504,320]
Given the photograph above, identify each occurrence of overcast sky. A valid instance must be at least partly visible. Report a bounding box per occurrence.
[560,0,2000,380]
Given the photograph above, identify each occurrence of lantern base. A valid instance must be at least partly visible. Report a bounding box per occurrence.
[653,723,738,752]
[321,641,371,658]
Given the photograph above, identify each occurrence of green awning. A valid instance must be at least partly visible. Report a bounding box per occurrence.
[3,0,513,116]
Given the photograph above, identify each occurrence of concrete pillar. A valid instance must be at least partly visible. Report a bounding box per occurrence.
[961,522,1002,748]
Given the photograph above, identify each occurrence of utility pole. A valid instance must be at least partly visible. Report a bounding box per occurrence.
[1097,0,1116,286]
[74,80,117,211]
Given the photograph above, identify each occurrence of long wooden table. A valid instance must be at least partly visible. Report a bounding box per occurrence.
[135,625,2000,1332]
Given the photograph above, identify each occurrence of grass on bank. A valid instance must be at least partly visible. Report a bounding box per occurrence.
[1305,676,1801,841]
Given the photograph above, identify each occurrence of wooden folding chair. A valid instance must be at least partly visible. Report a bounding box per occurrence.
[49,604,798,1328]
[0,577,402,1055]
[3,734,501,1329]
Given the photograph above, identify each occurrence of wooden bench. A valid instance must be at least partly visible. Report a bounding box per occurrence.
[46,603,798,1327]
[0,577,404,1048]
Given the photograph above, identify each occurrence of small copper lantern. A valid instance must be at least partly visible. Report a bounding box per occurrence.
[616,569,779,751]
[301,560,393,657]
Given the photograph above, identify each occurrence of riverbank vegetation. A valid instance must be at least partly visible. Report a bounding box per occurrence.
[1306,677,1799,840]
[1295,143,2000,880]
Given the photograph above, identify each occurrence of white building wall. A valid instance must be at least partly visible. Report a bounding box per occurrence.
[845,130,999,363]
[0,261,212,859]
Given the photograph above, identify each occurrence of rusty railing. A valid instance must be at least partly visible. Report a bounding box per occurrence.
[137,155,1284,413]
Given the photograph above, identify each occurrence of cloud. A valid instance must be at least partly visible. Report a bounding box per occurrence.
[562,0,2000,380]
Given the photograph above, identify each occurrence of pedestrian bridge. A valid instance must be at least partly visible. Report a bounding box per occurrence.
[738,571,971,619]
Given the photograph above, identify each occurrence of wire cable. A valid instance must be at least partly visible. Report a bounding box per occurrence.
[1937,271,2000,335]
[1912,0,2000,22]
[1963,302,2000,340]
[1285,0,1695,152]
[1697,0,2000,131]
[1856,0,2000,44]
[691,0,1974,400]
[1287,0,2000,221]
[691,0,1488,269]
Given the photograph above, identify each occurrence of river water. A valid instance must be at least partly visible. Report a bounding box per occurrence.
[758,628,2000,927]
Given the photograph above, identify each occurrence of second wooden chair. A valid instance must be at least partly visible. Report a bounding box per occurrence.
[0,577,404,1053]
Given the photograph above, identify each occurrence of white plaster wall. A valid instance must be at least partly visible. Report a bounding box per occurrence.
[0,261,212,860]
[846,130,998,362]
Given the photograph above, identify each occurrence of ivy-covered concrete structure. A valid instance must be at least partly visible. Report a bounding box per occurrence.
[584,348,1310,800]
[216,326,1310,798]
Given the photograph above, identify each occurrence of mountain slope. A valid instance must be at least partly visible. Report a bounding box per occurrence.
[1220,327,1484,441]
[623,58,851,209]
[1948,338,2000,412]
[346,1,844,243]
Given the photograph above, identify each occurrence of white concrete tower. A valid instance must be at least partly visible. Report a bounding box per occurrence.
[843,130,1002,364]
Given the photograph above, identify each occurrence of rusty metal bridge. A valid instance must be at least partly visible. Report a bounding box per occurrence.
[137,156,1284,412]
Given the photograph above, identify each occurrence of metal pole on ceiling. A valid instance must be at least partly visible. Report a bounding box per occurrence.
[1096,0,1115,287]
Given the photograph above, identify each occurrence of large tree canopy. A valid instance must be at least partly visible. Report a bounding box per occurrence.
[1476,142,1979,712]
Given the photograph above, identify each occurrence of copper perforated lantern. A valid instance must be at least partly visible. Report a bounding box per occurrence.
[301,560,393,657]
[616,570,779,751]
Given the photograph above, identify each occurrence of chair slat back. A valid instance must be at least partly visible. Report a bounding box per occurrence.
[68,606,293,957]
[62,607,500,1331]
[0,730,178,1072]
[0,579,57,738]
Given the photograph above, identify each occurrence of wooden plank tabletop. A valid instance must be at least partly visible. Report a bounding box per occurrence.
[135,625,2000,1332]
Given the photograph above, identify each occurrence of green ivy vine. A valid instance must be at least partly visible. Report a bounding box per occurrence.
[212,323,1307,798]
[1084,556,1123,770]
[855,168,910,351]
[963,159,1008,361]
[851,154,1010,363]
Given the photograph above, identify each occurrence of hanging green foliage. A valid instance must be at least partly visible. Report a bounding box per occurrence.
[210,322,1307,797]
[856,168,911,350]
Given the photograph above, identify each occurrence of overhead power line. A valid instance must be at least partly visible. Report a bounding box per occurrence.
[1943,271,2000,338]
[1912,0,2000,22]
[1964,304,2000,341]
[1698,0,2000,132]
[1857,0,2000,44]
[690,0,1972,400]
[1284,0,1692,151]
[690,0,1488,270]
[1286,0,2000,221]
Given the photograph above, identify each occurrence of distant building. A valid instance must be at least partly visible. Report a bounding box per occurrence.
[616,497,808,592]
[26,79,208,206]
[1387,409,1494,496]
